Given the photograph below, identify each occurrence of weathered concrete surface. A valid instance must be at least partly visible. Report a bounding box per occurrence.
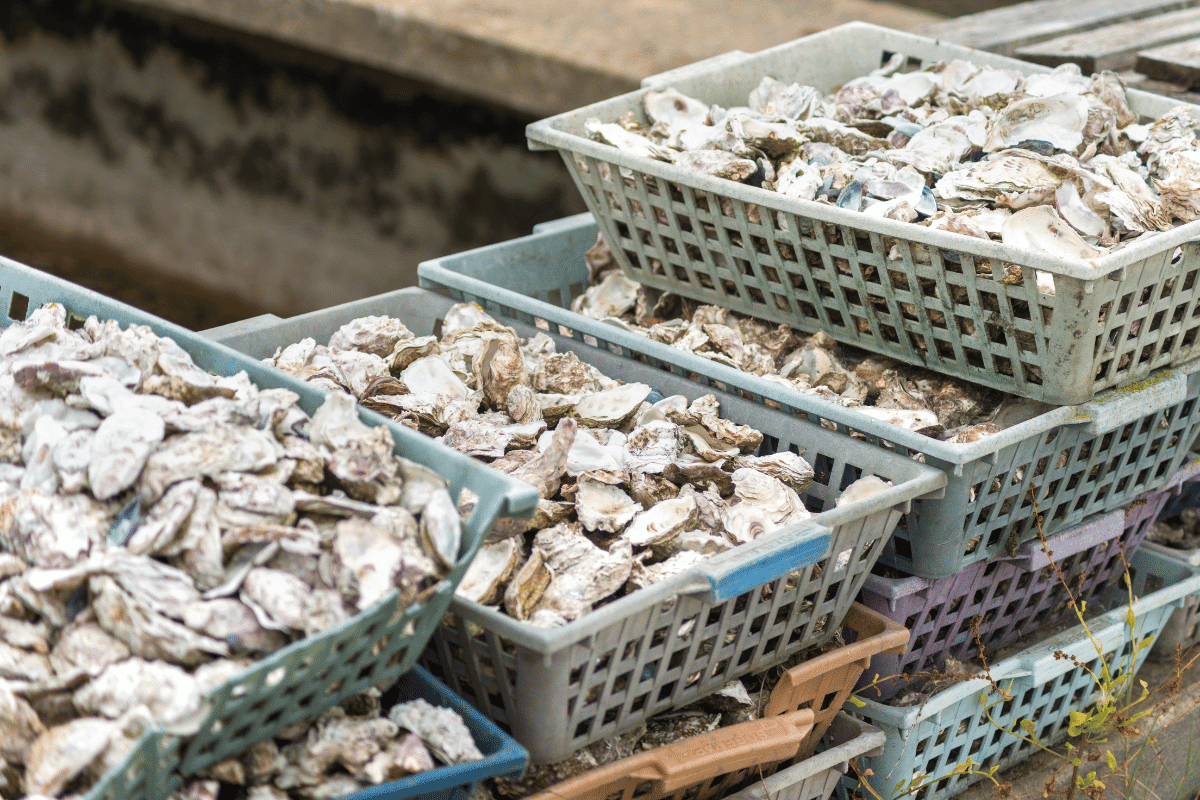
[111,0,943,119]
[0,0,586,319]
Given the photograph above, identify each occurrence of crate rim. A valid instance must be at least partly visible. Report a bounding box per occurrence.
[853,547,1200,727]
[418,215,1200,473]
[336,664,528,800]
[526,21,1200,283]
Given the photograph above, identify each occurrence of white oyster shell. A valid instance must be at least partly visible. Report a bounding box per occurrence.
[1001,206,1103,262]
[983,93,1089,153]
[575,475,642,533]
[573,383,652,428]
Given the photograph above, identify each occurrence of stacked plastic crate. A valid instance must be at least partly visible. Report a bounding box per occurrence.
[403,21,1200,798]
[206,272,944,798]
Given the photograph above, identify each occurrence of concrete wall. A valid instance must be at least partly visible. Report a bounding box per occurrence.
[0,0,586,321]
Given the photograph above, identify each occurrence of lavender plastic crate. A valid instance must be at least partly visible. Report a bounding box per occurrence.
[838,547,1200,800]
[525,22,1200,406]
[417,213,1200,578]
[857,459,1198,701]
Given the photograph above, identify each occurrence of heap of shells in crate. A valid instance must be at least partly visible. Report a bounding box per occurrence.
[0,304,462,799]
[575,233,1051,442]
[172,689,484,800]
[265,303,887,628]
[588,58,1200,265]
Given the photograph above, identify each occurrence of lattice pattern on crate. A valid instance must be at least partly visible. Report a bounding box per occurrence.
[86,733,177,800]
[557,114,1200,404]
[426,506,896,762]
[861,498,1165,701]
[182,583,448,774]
[841,639,1140,800]
[1169,596,1200,654]
[884,390,1200,573]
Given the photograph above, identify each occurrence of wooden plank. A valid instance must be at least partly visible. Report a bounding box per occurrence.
[1121,71,1200,103]
[1137,36,1200,87]
[1015,7,1200,72]
[921,0,1200,56]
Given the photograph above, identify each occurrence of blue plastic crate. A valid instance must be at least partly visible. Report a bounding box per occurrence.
[835,547,1200,800]
[338,666,527,800]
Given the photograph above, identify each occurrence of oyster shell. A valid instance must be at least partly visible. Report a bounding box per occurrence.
[575,473,642,534]
[456,538,523,605]
[388,698,484,764]
[573,383,652,428]
[623,494,699,547]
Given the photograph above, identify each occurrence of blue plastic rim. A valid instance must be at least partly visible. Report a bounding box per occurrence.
[338,666,528,800]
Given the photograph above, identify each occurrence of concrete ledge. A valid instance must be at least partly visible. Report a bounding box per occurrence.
[111,0,943,117]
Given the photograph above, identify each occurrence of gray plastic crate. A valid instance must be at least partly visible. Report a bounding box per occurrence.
[525,22,1200,406]
[838,547,1200,800]
[205,287,946,763]
[0,254,539,779]
[417,214,1200,578]
[726,715,885,800]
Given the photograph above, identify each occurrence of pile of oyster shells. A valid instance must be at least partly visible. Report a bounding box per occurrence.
[266,303,888,629]
[171,688,483,800]
[0,304,458,799]
[576,234,1050,443]
[587,57,1200,267]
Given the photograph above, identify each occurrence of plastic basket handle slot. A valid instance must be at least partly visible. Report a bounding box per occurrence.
[763,603,909,718]
[1074,372,1188,435]
[683,524,832,604]
[638,49,752,89]
[525,709,816,800]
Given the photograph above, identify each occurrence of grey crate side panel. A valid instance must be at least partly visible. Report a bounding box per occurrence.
[425,504,899,764]
[563,150,1200,406]
[838,606,1172,800]
[885,376,1200,575]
